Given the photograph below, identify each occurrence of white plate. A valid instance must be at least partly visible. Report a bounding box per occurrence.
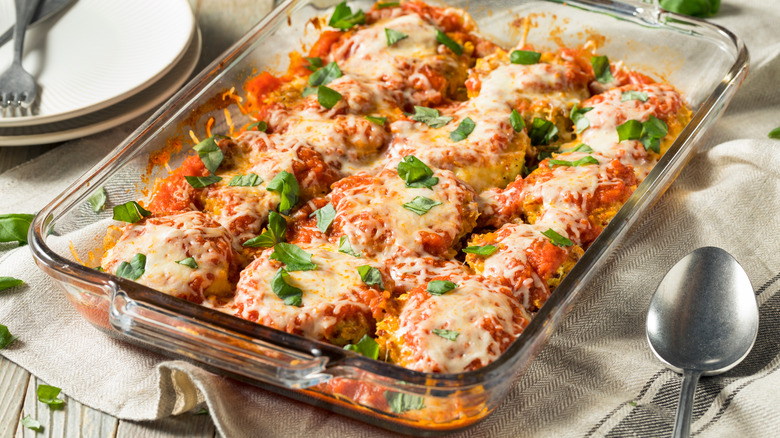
[0,28,201,146]
[0,0,194,127]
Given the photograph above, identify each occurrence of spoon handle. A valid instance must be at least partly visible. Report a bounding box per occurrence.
[672,369,703,438]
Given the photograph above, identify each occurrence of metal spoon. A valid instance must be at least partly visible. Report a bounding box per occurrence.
[0,0,77,48]
[646,246,758,438]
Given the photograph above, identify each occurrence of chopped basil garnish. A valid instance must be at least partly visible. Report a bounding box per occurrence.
[0,324,17,349]
[658,0,720,18]
[0,213,34,244]
[0,277,24,291]
[617,119,643,142]
[402,196,441,215]
[314,203,336,234]
[376,1,399,8]
[397,155,439,188]
[449,117,476,142]
[20,415,42,432]
[570,104,593,134]
[94,266,104,272]
[116,253,146,280]
[769,127,780,139]
[510,109,525,132]
[243,211,287,248]
[548,156,599,168]
[185,175,222,188]
[328,1,366,30]
[528,118,558,146]
[112,201,151,223]
[266,171,300,214]
[365,115,387,126]
[193,136,224,174]
[462,245,497,256]
[247,120,268,132]
[302,86,317,97]
[338,236,362,257]
[385,28,408,46]
[176,257,198,269]
[565,143,593,153]
[510,50,541,65]
[617,117,668,153]
[37,384,65,409]
[357,265,384,288]
[308,62,342,87]
[228,173,263,187]
[427,280,457,295]
[385,391,424,413]
[432,328,459,341]
[591,55,614,83]
[344,334,379,359]
[409,106,453,128]
[435,30,462,55]
[542,228,573,247]
[88,187,107,213]
[621,90,649,102]
[270,243,317,271]
[271,268,303,307]
[305,57,323,71]
[318,85,342,109]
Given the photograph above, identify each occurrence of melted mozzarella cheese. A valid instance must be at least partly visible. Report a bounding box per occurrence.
[477,62,588,110]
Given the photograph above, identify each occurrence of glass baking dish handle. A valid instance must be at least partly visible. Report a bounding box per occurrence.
[108,283,333,389]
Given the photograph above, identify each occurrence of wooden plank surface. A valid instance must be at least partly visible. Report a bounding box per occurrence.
[0,357,30,438]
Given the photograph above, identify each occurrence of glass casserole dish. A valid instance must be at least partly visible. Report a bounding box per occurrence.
[29,0,747,434]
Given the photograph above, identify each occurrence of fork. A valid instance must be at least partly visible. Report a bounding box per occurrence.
[0,0,42,109]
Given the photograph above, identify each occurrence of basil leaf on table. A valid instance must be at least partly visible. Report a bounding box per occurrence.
[20,415,43,432]
[659,0,720,17]
[0,213,34,244]
[0,323,17,349]
[37,384,65,409]
[0,277,24,291]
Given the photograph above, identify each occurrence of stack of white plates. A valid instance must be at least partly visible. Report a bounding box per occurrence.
[0,0,201,146]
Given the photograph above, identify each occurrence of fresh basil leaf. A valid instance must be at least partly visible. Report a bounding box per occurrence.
[617,119,643,142]
[0,324,17,349]
[270,243,317,271]
[462,245,497,256]
[309,62,342,87]
[548,156,599,168]
[385,28,408,46]
[402,196,441,215]
[313,203,336,234]
[640,116,669,153]
[266,171,300,214]
[228,173,263,187]
[449,117,476,142]
[659,0,720,18]
[385,391,424,413]
[538,149,556,161]
[20,415,43,432]
[397,155,438,188]
[426,280,457,295]
[112,201,151,223]
[591,55,614,84]
[176,257,198,269]
[528,118,558,146]
[116,253,146,280]
[318,85,342,109]
[357,265,384,288]
[0,277,23,291]
[570,104,593,134]
[193,136,224,174]
[343,334,379,359]
[432,328,459,341]
[435,30,462,55]
[94,266,104,272]
[0,213,34,244]
[769,126,780,139]
[271,268,303,307]
[328,1,366,30]
[248,121,268,132]
[302,86,318,97]
[376,1,399,8]
[510,109,525,132]
[243,211,287,248]
[305,57,323,71]
[510,50,541,65]
[621,90,649,102]
[542,228,573,247]
[88,187,107,213]
[338,236,361,257]
[37,384,65,409]
[565,143,593,153]
[185,175,222,188]
[409,106,452,129]
[365,115,387,126]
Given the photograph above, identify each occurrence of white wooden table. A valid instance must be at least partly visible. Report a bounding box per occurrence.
[0,1,273,436]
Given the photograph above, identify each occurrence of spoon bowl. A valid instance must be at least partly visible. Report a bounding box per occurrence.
[646,246,758,438]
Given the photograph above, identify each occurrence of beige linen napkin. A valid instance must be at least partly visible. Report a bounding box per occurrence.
[2,1,780,437]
